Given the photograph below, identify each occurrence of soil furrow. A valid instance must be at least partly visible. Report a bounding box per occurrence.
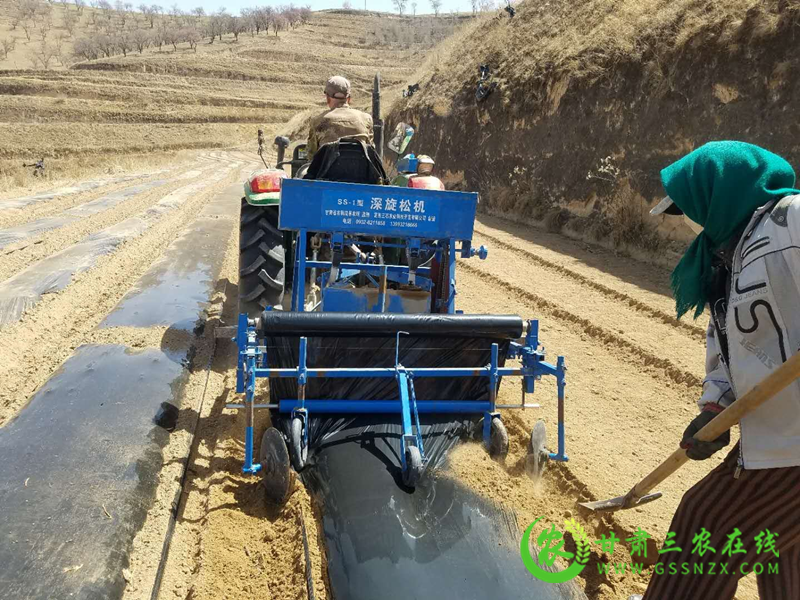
[458,260,703,389]
[0,163,236,287]
[0,154,248,427]
[469,231,706,379]
[473,225,705,340]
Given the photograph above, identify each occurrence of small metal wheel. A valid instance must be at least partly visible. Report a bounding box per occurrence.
[259,427,294,506]
[486,417,509,458]
[402,446,423,488]
[289,416,308,472]
[525,420,549,480]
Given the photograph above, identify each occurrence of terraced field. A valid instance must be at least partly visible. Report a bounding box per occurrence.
[0,9,425,187]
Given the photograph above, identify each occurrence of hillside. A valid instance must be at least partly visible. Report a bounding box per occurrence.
[390,0,800,259]
[0,6,455,188]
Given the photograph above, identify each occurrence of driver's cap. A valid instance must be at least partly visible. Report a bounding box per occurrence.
[650,195,684,216]
[324,76,351,100]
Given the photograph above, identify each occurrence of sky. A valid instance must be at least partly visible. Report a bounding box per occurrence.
[168,0,467,18]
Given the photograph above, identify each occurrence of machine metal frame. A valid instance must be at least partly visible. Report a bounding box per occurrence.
[231,179,568,485]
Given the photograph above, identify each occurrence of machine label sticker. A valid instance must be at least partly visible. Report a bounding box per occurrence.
[320,190,441,235]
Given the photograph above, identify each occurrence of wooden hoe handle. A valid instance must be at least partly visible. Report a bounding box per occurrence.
[631,352,800,500]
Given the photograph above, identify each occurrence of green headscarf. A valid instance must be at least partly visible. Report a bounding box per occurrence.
[661,141,799,319]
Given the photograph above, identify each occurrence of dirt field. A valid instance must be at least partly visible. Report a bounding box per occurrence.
[0,141,761,598]
[0,5,775,600]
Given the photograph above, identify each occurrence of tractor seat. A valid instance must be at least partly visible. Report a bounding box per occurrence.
[304,138,387,185]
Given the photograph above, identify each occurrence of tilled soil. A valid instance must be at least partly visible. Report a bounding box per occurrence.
[0,159,758,599]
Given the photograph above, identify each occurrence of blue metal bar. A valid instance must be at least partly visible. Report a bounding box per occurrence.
[297,336,308,411]
[397,370,412,472]
[253,367,528,378]
[279,400,493,413]
[235,313,248,394]
[489,343,499,412]
[242,352,262,474]
[408,376,424,458]
[549,355,569,462]
[376,264,387,313]
[302,261,431,278]
[293,228,308,312]
[447,237,457,314]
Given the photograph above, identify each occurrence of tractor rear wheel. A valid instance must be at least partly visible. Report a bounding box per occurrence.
[239,198,285,317]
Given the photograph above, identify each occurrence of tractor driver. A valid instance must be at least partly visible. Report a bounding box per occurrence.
[306,76,374,162]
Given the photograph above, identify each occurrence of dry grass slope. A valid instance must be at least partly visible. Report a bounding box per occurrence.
[0,7,449,188]
[393,0,800,257]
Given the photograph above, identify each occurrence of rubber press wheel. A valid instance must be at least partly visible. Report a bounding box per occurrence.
[259,427,294,506]
[486,418,509,458]
[524,420,549,481]
[239,199,285,317]
[402,446,423,488]
[289,416,308,472]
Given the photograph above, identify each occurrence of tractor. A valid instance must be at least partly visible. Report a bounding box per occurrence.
[232,75,568,505]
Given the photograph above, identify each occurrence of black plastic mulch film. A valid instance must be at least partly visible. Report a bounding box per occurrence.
[261,312,586,599]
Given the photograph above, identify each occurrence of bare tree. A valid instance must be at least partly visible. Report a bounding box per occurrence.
[191,5,204,27]
[129,27,149,52]
[392,0,407,15]
[412,1,417,14]
[429,0,441,16]
[74,0,85,14]
[162,25,179,50]
[143,5,156,27]
[0,38,16,60]
[342,0,352,8]
[21,19,34,41]
[151,26,164,49]
[63,9,79,35]
[117,1,130,28]
[228,15,245,40]
[270,12,286,36]
[73,35,97,59]
[115,29,132,54]
[53,31,69,64]
[299,5,311,23]
[253,6,271,34]
[183,26,200,50]
[470,0,477,14]
[284,5,301,27]
[31,41,57,67]
[203,19,214,43]
[478,0,495,11]
[95,32,116,55]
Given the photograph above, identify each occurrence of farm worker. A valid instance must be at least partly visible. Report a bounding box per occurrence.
[632,141,800,600]
[306,76,374,161]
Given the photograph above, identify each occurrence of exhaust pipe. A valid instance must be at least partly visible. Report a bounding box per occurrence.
[274,135,291,167]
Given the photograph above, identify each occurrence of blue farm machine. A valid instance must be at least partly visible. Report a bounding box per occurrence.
[232,87,568,504]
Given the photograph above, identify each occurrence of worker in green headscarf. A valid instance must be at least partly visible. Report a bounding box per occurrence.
[632,141,800,599]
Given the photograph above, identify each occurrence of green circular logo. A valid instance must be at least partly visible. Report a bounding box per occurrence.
[520,516,591,583]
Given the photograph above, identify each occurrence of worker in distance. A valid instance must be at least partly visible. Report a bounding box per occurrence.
[631,141,800,599]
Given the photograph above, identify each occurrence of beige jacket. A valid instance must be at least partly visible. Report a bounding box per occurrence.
[307,106,373,160]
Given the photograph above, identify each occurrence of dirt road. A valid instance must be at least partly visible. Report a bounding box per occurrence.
[0,161,759,600]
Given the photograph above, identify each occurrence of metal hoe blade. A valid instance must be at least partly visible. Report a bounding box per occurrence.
[579,491,663,512]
